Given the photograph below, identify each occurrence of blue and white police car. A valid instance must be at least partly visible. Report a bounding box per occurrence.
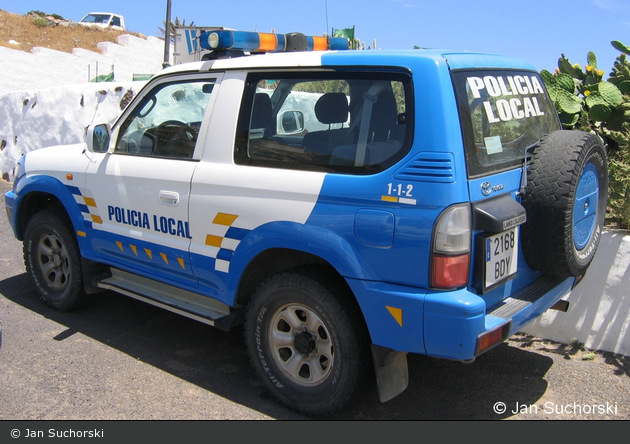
[4,30,608,416]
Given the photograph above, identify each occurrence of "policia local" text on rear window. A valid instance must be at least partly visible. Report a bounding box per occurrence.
[467,75,546,123]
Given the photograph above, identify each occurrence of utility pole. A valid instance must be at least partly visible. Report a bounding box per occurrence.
[163,0,171,68]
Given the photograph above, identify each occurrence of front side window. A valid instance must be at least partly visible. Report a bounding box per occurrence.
[235,71,412,174]
[115,79,215,159]
[453,70,561,178]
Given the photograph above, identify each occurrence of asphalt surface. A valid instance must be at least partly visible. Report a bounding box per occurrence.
[1,179,629,421]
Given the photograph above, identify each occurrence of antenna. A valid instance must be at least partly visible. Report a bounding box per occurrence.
[325,0,329,35]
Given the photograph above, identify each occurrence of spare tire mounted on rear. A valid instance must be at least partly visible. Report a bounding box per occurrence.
[521,130,608,277]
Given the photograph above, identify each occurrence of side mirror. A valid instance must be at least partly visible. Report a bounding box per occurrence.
[86,124,111,153]
[280,110,305,134]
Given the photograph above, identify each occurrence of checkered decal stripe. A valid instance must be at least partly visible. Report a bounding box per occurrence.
[67,185,102,226]
[205,212,250,273]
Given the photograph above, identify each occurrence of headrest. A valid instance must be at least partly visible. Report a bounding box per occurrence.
[251,93,272,128]
[315,92,349,125]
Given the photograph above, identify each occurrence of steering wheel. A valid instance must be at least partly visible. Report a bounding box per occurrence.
[158,120,186,128]
[155,120,187,138]
[167,126,198,158]
[154,120,187,155]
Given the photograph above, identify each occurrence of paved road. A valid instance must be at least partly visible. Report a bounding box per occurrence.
[1,179,628,421]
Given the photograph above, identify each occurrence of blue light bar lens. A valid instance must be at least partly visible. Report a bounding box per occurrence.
[200,31,232,50]
[329,37,349,50]
[231,31,261,51]
[275,34,286,52]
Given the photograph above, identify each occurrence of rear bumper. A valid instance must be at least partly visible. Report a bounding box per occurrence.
[347,274,574,361]
[424,274,574,359]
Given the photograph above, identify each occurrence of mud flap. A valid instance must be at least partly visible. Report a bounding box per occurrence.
[371,344,409,403]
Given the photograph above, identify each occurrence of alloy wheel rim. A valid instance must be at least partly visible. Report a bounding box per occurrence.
[36,233,70,290]
[268,303,334,387]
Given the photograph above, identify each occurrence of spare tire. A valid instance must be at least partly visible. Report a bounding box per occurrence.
[521,130,608,277]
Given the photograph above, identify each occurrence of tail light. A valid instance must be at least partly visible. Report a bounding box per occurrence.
[475,320,511,355]
[430,203,471,289]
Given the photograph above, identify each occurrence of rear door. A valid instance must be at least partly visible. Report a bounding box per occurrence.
[451,69,561,301]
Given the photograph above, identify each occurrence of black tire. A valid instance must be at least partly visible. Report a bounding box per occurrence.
[244,268,368,416]
[23,208,88,311]
[521,130,608,277]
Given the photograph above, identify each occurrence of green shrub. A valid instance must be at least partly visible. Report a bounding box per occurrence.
[25,10,65,20]
[31,17,49,27]
[26,10,46,17]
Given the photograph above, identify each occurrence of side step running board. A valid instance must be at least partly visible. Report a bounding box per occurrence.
[94,268,243,331]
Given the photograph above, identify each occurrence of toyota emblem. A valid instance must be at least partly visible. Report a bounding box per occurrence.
[481,181,492,196]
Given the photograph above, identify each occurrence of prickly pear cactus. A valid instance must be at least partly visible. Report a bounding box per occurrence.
[599,81,624,107]
[541,40,630,228]
[612,40,630,55]
[604,43,630,228]
[587,51,598,70]
[609,52,630,94]
[558,54,584,80]
[556,73,577,93]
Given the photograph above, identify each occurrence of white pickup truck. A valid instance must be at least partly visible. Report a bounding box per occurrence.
[78,12,125,31]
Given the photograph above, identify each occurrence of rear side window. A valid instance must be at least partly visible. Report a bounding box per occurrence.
[235,71,413,174]
[453,70,561,178]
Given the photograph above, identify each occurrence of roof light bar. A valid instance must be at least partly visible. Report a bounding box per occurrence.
[200,30,349,53]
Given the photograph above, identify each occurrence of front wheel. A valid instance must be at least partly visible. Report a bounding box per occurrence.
[23,208,88,311]
[244,269,367,416]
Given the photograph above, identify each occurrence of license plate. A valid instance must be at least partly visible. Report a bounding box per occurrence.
[484,227,518,290]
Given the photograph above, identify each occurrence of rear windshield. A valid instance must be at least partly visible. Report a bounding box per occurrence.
[452,70,561,178]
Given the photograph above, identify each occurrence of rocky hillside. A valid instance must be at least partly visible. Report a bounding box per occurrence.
[0,9,147,54]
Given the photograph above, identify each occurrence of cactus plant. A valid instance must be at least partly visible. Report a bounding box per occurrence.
[612,40,630,55]
[587,51,598,70]
[599,81,624,106]
[541,40,630,228]
[557,73,577,93]
[558,54,584,80]
[609,53,630,94]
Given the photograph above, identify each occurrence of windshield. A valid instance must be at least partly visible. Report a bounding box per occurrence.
[453,70,561,178]
[81,14,113,24]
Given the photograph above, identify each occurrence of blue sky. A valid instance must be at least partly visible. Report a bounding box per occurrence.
[3,0,630,73]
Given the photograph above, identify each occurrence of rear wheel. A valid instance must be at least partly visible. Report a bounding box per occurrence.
[521,130,608,277]
[245,268,368,416]
[23,208,88,311]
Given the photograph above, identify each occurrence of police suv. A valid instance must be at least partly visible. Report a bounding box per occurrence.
[4,30,608,416]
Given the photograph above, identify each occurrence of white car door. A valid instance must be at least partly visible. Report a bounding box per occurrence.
[84,74,221,287]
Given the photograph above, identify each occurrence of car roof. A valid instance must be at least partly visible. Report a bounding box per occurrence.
[81,12,122,18]
[158,49,536,77]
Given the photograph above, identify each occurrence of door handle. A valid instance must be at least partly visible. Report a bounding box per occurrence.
[159,190,179,206]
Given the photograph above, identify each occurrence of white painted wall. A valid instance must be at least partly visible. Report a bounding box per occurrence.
[521,229,630,356]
